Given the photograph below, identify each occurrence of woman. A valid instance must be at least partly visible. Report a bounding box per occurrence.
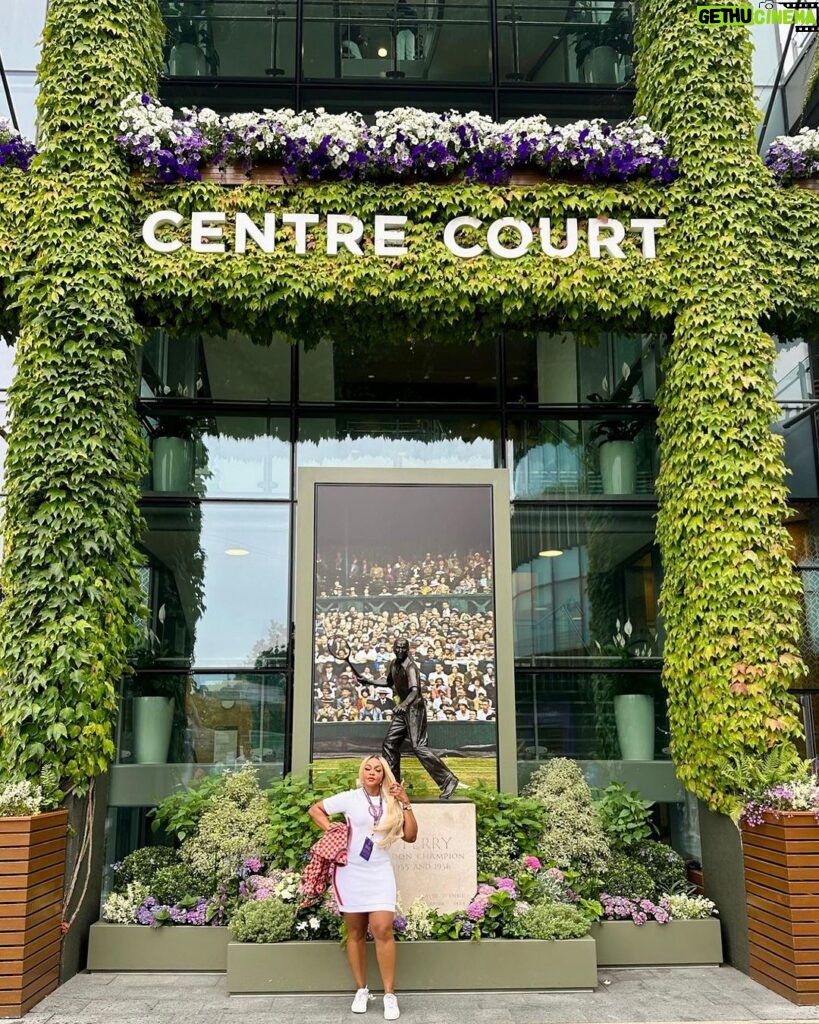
[308,756,417,1021]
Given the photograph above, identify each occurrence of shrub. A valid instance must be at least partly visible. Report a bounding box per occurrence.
[469,781,548,878]
[230,898,296,943]
[181,764,271,883]
[666,893,717,920]
[113,847,179,891]
[523,760,610,875]
[520,901,591,940]
[150,772,227,842]
[598,851,655,900]
[150,863,213,906]
[102,882,149,924]
[594,782,655,851]
[0,779,43,816]
[633,842,687,897]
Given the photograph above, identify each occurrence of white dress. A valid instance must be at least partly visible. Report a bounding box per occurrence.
[322,788,397,913]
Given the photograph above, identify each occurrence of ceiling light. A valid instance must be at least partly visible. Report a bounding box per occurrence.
[378,47,388,57]
[225,547,250,557]
[538,549,563,558]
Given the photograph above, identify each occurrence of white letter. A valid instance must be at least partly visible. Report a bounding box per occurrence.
[443,216,484,258]
[374,215,407,256]
[629,218,666,258]
[235,212,276,254]
[588,218,626,259]
[143,210,183,253]
[326,214,364,256]
[539,218,578,258]
[191,212,226,253]
[486,218,533,259]
[282,213,320,254]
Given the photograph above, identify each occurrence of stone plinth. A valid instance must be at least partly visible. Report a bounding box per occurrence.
[392,801,476,914]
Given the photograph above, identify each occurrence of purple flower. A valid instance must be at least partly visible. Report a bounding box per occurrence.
[467,900,487,922]
[523,856,542,871]
[393,915,407,934]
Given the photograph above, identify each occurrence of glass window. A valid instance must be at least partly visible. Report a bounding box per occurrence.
[0,72,39,140]
[0,342,15,392]
[144,413,291,498]
[299,336,498,403]
[140,330,292,402]
[160,0,297,78]
[1,1,48,69]
[119,671,287,766]
[298,414,500,469]
[773,338,818,499]
[0,400,7,494]
[138,503,290,669]
[504,330,661,405]
[511,505,661,662]
[514,668,668,762]
[302,0,493,83]
[508,414,657,498]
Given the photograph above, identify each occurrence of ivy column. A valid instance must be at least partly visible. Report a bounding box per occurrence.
[636,0,805,813]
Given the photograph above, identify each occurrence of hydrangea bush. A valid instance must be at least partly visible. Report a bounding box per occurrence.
[765,127,819,185]
[0,118,36,171]
[116,93,678,186]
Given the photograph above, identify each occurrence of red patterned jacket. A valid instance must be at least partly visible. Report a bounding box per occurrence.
[299,822,349,906]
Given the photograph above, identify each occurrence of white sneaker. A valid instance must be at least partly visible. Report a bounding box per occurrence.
[351,987,370,1013]
[383,993,400,1020]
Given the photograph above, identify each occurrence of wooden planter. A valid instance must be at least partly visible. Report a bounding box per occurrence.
[794,179,819,193]
[0,810,68,1018]
[741,810,819,1004]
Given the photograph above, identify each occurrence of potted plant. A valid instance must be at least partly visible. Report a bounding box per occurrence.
[593,620,658,760]
[163,1,219,77]
[0,773,67,1018]
[568,1,633,85]
[586,359,647,495]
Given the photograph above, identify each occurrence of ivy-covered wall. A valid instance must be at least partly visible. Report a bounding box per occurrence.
[0,0,817,811]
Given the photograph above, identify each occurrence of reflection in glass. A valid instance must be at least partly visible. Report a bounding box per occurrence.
[514,669,668,762]
[143,413,290,498]
[299,416,500,470]
[160,0,297,78]
[511,506,661,662]
[119,672,287,766]
[504,330,661,405]
[302,0,492,83]
[140,330,292,402]
[299,337,498,403]
[138,503,290,669]
[508,415,656,498]
[310,482,498,795]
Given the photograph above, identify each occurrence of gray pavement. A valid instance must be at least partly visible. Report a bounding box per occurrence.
[11,968,819,1024]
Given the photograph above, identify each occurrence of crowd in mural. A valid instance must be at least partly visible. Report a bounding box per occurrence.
[312,583,497,724]
[315,549,493,598]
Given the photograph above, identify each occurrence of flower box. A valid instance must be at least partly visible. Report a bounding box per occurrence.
[226,937,597,993]
[0,810,68,1019]
[199,163,289,186]
[591,919,722,966]
[741,810,819,1005]
[86,922,231,972]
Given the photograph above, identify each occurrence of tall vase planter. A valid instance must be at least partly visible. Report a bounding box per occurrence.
[741,811,819,1004]
[584,45,618,84]
[152,436,192,492]
[599,440,636,494]
[0,810,68,1018]
[614,693,655,760]
[132,696,174,764]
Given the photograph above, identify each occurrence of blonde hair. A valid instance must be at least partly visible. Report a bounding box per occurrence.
[358,755,404,849]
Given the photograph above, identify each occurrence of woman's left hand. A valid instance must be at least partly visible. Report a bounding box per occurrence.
[389,782,409,805]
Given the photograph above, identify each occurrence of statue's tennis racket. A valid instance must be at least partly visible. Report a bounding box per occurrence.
[327,637,351,661]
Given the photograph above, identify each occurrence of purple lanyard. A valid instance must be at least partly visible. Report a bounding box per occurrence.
[364,791,383,827]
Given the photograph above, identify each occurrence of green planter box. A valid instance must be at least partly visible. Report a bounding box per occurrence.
[227,937,597,992]
[591,919,723,966]
[87,922,231,972]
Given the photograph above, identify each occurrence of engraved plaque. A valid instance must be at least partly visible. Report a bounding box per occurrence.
[392,801,477,914]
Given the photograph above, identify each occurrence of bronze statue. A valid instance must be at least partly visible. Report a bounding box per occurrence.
[329,636,460,799]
